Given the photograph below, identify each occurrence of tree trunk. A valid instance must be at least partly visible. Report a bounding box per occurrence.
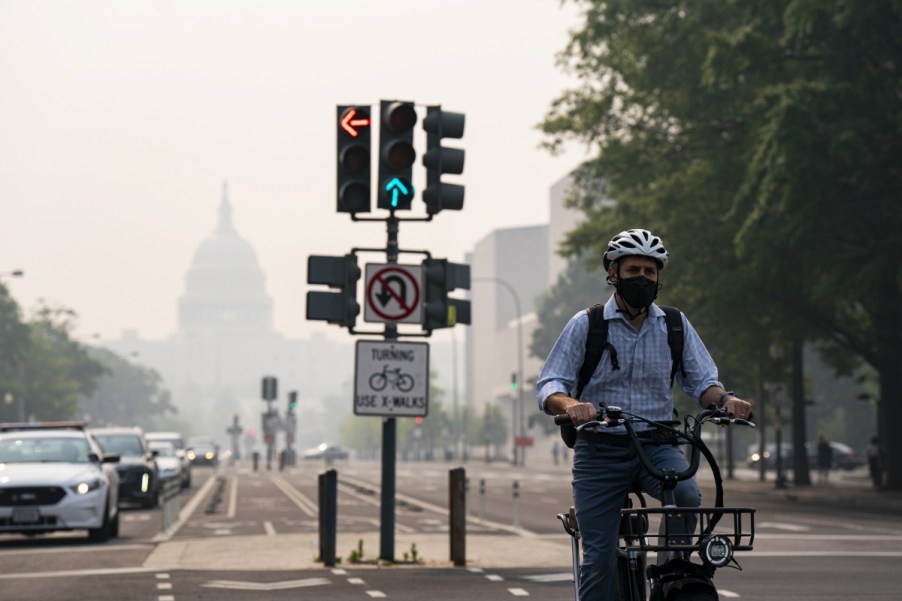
[791,341,811,486]
[878,356,902,490]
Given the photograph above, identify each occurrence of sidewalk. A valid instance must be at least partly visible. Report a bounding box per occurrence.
[694,465,902,514]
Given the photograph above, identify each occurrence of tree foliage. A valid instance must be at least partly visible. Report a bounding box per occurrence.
[542,0,902,487]
[0,288,173,427]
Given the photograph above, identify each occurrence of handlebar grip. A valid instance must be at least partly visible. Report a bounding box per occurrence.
[554,414,573,426]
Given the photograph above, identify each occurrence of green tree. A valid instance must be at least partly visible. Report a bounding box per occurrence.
[542,1,902,487]
[81,347,176,428]
[18,305,105,421]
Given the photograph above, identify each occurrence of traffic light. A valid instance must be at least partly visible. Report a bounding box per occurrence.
[377,100,417,210]
[422,105,465,215]
[336,105,372,213]
[306,254,361,329]
[287,391,298,413]
[510,373,518,392]
[422,258,471,332]
[261,376,278,400]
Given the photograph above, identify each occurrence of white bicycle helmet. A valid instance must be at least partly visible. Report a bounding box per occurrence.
[603,229,669,270]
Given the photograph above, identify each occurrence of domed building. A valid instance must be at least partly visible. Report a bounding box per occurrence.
[178,185,273,334]
[106,184,353,444]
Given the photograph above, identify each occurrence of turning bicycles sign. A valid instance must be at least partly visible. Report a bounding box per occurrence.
[354,339,429,417]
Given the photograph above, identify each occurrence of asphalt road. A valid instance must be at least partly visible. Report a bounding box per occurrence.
[0,460,900,600]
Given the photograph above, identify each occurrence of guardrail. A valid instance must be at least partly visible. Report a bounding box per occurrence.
[159,476,182,534]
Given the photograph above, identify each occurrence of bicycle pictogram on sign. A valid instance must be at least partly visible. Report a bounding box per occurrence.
[364,264,423,324]
[368,364,415,392]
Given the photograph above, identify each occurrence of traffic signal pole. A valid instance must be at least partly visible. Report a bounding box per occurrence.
[379,216,399,563]
[310,100,470,564]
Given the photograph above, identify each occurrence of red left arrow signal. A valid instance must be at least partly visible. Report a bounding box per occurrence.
[341,108,371,138]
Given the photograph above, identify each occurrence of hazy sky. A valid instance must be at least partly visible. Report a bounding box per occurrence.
[0,0,587,343]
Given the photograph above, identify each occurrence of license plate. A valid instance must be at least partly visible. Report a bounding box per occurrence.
[11,509,40,524]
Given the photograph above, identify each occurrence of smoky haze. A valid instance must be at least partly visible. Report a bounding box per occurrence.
[0,0,584,344]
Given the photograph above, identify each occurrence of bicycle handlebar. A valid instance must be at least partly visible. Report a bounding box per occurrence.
[554,405,756,487]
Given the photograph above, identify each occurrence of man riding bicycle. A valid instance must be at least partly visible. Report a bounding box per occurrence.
[536,228,752,600]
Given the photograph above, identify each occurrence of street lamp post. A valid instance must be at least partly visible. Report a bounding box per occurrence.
[473,277,525,466]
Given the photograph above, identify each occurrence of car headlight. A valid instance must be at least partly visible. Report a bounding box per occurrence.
[70,478,103,495]
[187,450,196,461]
[205,451,215,460]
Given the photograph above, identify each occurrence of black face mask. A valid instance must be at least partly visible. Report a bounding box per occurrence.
[616,275,660,310]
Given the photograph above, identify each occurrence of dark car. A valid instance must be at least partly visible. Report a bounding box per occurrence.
[301,443,349,461]
[746,441,865,471]
[187,443,219,467]
[90,426,160,508]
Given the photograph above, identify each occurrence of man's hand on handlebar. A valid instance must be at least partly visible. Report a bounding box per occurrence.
[565,401,598,426]
[721,397,754,421]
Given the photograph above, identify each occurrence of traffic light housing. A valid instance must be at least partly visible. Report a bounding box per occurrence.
[422,258,471,332]
[377,100,417,210]
[261,376,278,400]
[287,391,298,413]
[336,105,372,214]
[306,254,361,329]
[510,373,518,391]
[422,106,465,215]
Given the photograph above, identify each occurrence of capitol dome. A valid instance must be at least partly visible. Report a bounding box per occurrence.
[177,184,273,333]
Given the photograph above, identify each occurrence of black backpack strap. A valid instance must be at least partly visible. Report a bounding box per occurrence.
[575,304,619,400]
[660,305,686,386]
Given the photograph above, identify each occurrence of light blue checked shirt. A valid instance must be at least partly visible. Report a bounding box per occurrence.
[536,294,722,425]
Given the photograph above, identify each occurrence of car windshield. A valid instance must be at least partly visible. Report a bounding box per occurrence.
[148,435,184,450]
[150,443,175,457]
[0,436,91,463]
[94,434,144,457]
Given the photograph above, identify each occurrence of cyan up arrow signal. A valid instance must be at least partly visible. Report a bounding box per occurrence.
[385,178,410,208]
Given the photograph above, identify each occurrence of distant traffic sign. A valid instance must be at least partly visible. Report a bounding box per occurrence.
[364,263,423,324]
[354,340,429,417]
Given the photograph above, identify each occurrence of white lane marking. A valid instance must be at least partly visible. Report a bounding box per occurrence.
[213,529,231,535]
[486,574,504,581]
[227,474,239,518]
[263,520,276,536]
[468,567,485,573]
[331,568,347,575]
[509,588,530,596]
[0,544,152,557]
[151,470,220,542]
[157,582,172,590]
[270,474,318,516]
[758,522,811,532]
[158,596,175,601]
[770,512,902,535]
[155,573,170,579]
[524,573,573,583]
[0,567,157,580]
[202,578,331,591]
[756,534,902,541]
[367,592,387,598]
[739,551,902,557]
[718,591,741,598]
[348,577,366,585]
[339,473,537,536]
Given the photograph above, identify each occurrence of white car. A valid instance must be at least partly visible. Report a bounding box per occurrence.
[145,431,191,489]
[0,422,121,542]
[147,440,182,487]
